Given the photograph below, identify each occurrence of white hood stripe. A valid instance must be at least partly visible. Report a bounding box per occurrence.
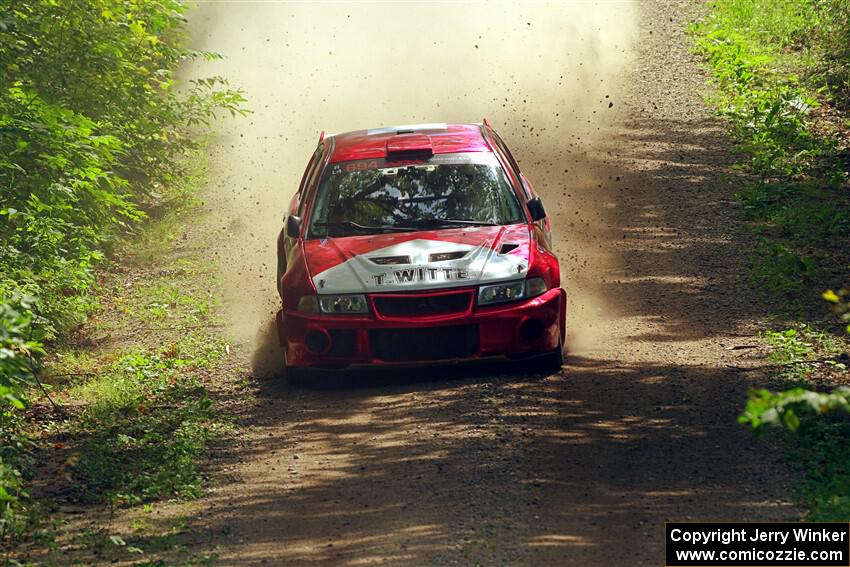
[311,238,528,294]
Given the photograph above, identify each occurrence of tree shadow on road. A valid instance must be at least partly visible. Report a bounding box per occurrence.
[195,351,796,566]
[536,114,768,348]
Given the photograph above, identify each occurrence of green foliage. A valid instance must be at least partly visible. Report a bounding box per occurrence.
[823,287,850,334]
[742,390,850,520]
[749,239,817,310]
[741,313,850,519]
[806,1,850,109]
[694,0,850,521]
[0,454,26,539]
[791,418,850,521]
[763,326,815,367]
[0,294,43,535]
[691,0,850,312]
[699,0,850,92]
[693,18,825,180]
[118,281,217,324]
[741,318,850,520]
[699,0,816,51]
[70,336,226,506]
[0,294,44,410]
[741,386,850,432]
[0,0,245,532]
[751,322,843,385]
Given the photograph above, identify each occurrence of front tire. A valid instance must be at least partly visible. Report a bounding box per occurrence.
[285,366,306,383]
[537,337,564,373]
[283,346,306,383]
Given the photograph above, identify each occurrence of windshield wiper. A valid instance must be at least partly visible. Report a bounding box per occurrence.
[410,218,498,228]
[313,221,417,234]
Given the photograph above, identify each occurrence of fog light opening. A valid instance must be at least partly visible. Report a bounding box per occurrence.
[518,318,545,342]
[305,329,332,354]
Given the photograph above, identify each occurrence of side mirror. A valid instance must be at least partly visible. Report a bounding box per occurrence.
[285,215,302,238]
[527,197,547,222]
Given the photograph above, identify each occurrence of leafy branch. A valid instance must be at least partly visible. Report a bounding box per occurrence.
[741,386,850,432]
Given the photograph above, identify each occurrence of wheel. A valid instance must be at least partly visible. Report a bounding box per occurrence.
[537,337,564,372]
[285,366,306,383]
[283,347,307,383]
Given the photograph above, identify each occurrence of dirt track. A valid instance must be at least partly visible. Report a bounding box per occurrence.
[179,1,797,564]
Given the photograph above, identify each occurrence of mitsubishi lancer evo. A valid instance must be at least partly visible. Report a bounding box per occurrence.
[275,121,566,376]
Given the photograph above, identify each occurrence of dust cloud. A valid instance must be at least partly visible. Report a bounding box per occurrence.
[184,2,637,373]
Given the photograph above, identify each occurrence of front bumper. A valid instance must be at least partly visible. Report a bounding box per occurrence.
[277,287,566,368]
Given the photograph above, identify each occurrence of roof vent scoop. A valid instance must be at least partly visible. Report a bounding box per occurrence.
[386,134,433,161]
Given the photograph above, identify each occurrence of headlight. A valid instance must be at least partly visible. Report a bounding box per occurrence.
[477,277,548,305]
[478,281,524,305]
[318,294,369,314]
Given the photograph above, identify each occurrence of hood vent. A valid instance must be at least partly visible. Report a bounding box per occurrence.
[369,255,411,265]
[429,251,467,262]
[499,243,520,254]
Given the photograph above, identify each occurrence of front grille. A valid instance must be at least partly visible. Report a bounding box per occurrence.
[369,325,479,361]
[372,290,473,318]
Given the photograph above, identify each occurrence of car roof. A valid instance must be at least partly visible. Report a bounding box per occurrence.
[327,123,491,163]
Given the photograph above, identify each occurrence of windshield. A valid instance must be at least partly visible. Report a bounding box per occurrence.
[307,153,524,238]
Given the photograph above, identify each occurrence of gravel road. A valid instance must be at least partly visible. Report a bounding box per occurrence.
[171,2,798,564]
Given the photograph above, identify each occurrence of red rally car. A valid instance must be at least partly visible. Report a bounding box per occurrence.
[276,121,566,375]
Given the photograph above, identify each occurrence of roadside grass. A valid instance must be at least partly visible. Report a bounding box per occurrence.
[64,335,226,506]
[788,415,850,521]
[691,0,850,520]
[750,325,850,521]
[7,149,233,564]
[691,0,850,316]
[116,280,218,325]
[0,2,247,541]
[762,325,845,381]
[53,516,218,566]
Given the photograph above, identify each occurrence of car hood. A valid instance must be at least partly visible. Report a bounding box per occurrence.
[303,224,532,294]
